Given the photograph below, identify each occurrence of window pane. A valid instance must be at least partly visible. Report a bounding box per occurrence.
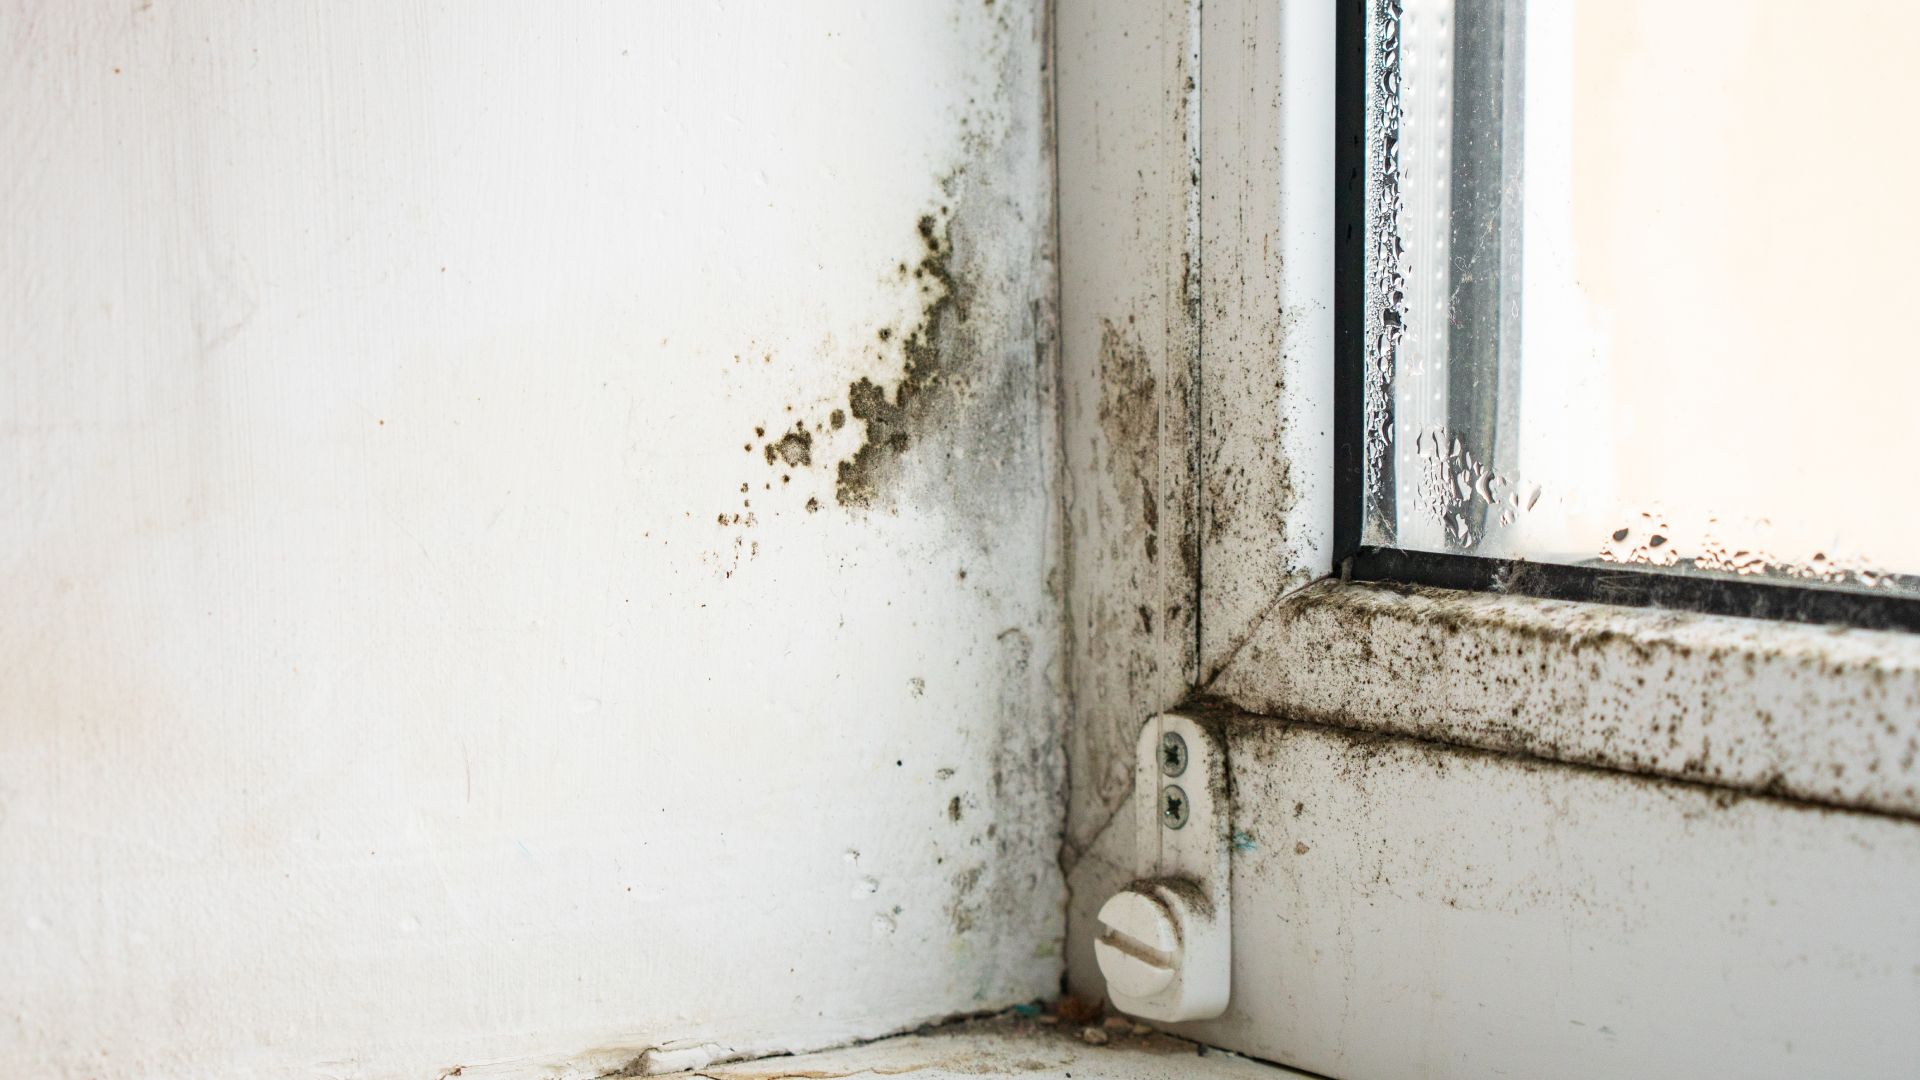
[1363,0,1920,597]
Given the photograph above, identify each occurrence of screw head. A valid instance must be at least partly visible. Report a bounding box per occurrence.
[1095,889,1180,999]
[1158,732,1188,777]
[1159,784,1189,830]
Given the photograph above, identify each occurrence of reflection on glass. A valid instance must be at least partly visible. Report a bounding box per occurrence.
[1363,0,1920,597]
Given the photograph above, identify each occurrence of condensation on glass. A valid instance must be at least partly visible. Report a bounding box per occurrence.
[1362,0,1920,598]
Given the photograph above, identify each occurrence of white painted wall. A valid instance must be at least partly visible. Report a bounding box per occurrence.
[0,3,1060,1076]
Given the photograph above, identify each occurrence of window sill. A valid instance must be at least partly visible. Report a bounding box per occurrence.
[688,1013,1305,1079]
[1205,578,1920,818]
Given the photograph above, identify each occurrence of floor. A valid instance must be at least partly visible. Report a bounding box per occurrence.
[683,1011,1309,1079]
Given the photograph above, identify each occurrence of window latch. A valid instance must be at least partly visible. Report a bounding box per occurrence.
[1093,712,1232,1022]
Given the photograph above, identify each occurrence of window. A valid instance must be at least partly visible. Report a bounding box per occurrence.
[1065,1,1920,1076]
[1339,0,1920,630]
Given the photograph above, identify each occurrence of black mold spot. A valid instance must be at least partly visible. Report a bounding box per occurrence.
[834,208,970,508]
[771,423,813,467]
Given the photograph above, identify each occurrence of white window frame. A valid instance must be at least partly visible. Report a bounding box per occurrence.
[1059,2,1920,1076]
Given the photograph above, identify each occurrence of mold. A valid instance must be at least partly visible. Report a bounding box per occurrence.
[768,423,813,468]
[696,4,1063,1009]
[1201,581,1920,824]
[948,864,986,934]
[1095,318,1158,566]
[834,208,969,509]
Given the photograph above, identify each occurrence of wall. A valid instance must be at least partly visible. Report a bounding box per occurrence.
[0,2,1061,1076]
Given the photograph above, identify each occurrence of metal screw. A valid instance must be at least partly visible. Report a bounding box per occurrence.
[1158,732,1188,777]
[1160,784,1189,830]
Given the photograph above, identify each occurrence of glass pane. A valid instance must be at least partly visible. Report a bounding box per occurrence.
[1362,0,1920,598]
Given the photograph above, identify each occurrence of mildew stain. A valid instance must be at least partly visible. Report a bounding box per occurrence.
[1094,317,1159,573]
[835,208,968,509]
[728,197,995,521]
[766,422,813,467]
[948,863,986,934]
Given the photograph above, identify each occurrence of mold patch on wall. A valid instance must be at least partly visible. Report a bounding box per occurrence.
[725,185,1044,545]
[836,207,966,510]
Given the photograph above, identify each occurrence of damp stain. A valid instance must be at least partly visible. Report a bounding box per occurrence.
[766,422,813,467]
[947,863,986,934]
[1096,317,1158,564]
[835,208,968,509]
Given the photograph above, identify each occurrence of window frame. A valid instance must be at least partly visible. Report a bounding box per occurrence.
[1060,1,1920,1075]
[1062,0,1920,1072]
[1192,0,1920,841]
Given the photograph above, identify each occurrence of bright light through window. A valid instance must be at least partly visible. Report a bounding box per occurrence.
[1364,0,1920,597]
